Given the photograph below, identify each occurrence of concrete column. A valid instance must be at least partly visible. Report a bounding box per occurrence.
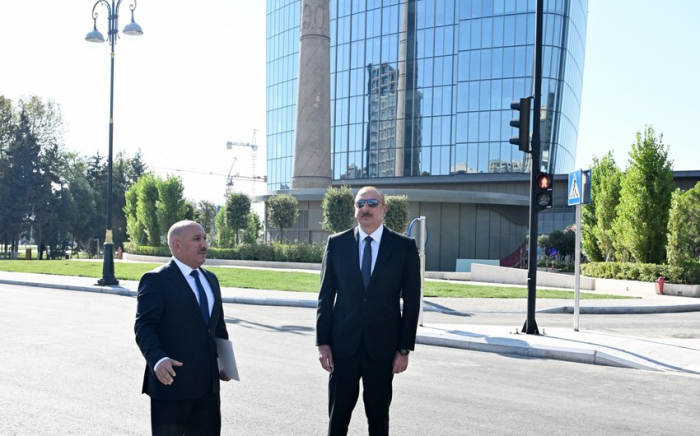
[291,0,332,189]
[395,0,409,177]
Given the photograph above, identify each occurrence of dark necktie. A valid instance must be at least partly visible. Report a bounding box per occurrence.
[190,269,210,325]
[362,236,373,289]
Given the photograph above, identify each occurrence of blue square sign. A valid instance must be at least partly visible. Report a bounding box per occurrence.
[568,170,582,206]
[568,169,591,206]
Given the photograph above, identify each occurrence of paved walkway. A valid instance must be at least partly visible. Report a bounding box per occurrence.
[2,270,699,376]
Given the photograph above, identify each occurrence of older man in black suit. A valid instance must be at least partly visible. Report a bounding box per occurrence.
[135,220,230,436]
[316,186,421,436]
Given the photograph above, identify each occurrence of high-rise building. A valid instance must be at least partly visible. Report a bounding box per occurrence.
[265,0,588,271]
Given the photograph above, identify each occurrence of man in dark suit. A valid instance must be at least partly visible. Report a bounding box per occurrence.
[316,186,421,436]
[135,220,230,436]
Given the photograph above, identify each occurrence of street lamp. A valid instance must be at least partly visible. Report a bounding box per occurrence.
[86,0,143,286]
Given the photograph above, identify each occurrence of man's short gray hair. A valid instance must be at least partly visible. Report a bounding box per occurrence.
[167,220,202,250]
[356,186,386,203]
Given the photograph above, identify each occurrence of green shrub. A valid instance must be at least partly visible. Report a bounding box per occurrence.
[581,261,700,284]
[126,242,323,263]
[126,245,171,257]
[665,260,700,284]
[278,243,324,263]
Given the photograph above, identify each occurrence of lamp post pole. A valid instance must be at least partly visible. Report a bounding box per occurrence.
[86,0,142,286]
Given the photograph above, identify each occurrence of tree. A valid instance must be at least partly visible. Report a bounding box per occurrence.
[537,227,575,260]
[35,139,68,254]
[12,97,67,255]
[124,181,145,246]
[582,152,622,262]
[214,204,234,248]
[136,174,160,246]
[129,149,148,181]
[321,185,355,233]
[667,183,700,267]
[225,193,252,244]
[111,150,149,248]
[613,126,675,264]
[195,200,218,237]
[0,97,13,252]
[581,202,602,261]
[68,174,99,255]
[0,96,14,149]
[184,201,196,220]
[384,195,410,234]
[86,152,107,245]
[0,97,68,256]
[537,233,552,257]
[3,112,42,252]
[556,226,577,258]
[267,194,299,242]
[41,187,73,258]
[156,175,188,244]
[17,96,65,151]
[242,211,263,244]
[111,152,131,248]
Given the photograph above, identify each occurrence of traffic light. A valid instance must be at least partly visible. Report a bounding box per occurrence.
[534,172,553,211]
[510,97,531,153]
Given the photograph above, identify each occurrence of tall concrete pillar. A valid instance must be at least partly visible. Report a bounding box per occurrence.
[395,0,417,177]
[395,0,409,177]
[291,0,332,189]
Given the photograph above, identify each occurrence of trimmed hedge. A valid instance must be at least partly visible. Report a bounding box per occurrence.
[581,261,700,285]
[124,244,171,257]
[125,242,324,264]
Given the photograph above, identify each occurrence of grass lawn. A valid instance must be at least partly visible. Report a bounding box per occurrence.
[0,259,633,299]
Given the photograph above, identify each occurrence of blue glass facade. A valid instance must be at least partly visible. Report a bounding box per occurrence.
[266,0,587,191]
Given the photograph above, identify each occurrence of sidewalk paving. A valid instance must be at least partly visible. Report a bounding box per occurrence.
[2,270,699,376]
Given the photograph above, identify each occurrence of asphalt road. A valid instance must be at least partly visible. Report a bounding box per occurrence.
[1,284,699,435]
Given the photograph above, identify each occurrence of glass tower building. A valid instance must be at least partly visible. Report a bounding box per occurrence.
[266,0,588,191]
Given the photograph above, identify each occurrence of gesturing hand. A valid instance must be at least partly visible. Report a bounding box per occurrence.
[156,358,183,385]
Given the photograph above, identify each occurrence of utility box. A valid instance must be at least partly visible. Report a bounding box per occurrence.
[25,248,32,260]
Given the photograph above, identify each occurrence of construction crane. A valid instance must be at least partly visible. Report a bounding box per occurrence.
[225,156,263,197]
[225,157,238,196]
[225,129,264,197]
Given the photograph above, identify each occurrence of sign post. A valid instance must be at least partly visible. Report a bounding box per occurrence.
[409,217,428,326]
[568,169,590,331]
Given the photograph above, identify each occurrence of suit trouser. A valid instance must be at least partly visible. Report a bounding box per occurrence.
[150,390,221,436]
[327,342,394,436]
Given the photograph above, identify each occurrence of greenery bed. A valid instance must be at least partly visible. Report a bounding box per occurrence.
[125,242,324,263]
[0,259,633,299]
[582,261,700,284]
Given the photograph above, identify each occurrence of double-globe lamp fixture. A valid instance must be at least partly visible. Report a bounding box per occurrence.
[85,0,142,286]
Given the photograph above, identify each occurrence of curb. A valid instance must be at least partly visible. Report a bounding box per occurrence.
[222,296,316,308]
[0,279,137,297]
[415,331,660,372]
[5,278,700,316]
[538,304,700,314]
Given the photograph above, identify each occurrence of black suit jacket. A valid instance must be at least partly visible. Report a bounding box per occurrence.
[316,226,421,361]
[135,260,229,400]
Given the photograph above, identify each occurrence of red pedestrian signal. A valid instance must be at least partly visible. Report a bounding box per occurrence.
[534,173,553,211]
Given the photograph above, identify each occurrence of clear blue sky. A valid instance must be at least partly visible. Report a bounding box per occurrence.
[576,0,699,172]
[1,1,697,204]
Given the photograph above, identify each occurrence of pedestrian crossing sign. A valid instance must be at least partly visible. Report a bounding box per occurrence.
[568,169,591,206]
